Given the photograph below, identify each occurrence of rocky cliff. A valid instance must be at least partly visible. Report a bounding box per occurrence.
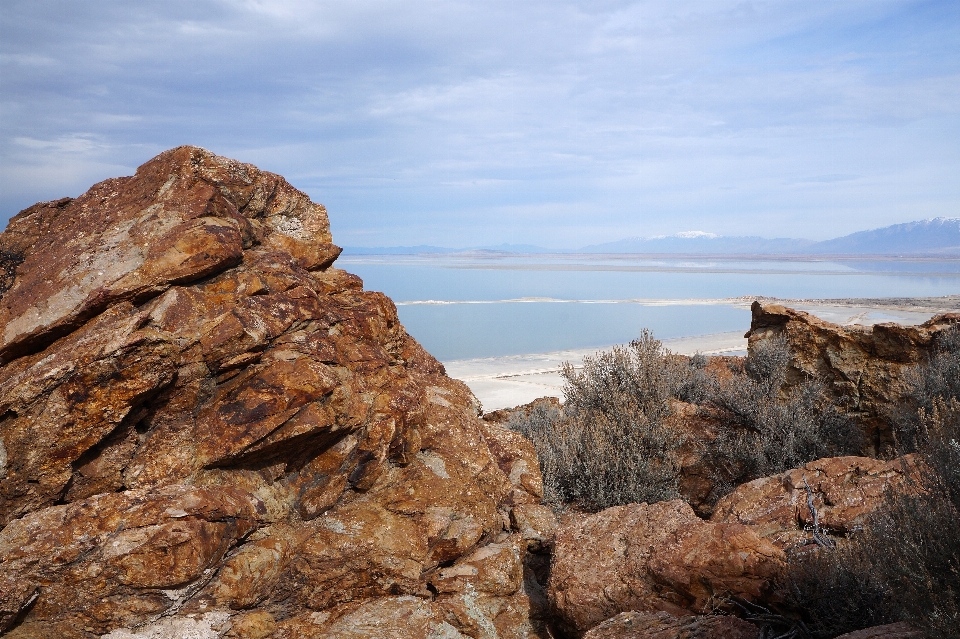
[0,147,548,638]
[746,301,959,450]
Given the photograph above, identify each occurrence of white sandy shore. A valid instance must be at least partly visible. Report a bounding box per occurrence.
[444,301,952,412]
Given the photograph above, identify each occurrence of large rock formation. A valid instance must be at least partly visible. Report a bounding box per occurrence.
[745,302,959,450]
[0,147,547,637]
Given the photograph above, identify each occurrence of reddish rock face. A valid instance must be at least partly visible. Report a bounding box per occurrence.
[832,623,922,639]
[583,610,759,639]
[0,147,547,638]
[548,500,784,636]
[711,455,924,551]
[746,302,959,450]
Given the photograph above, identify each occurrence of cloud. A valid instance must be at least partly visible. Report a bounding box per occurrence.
[1,0,958,244]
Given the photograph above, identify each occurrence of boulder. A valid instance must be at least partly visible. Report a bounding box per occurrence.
[711,455,924,551]
[583,611,759,639]
[746,301,960,450]
[548,500,784,635]
[0,147,546,637]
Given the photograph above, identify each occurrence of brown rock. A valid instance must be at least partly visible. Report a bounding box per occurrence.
[510,503,559,552]
[225,610,277,639]
[481,419,545,503]
[746,301,960,450]
[832,623,922,639]
[0,485,261,634]
[665,398,723,515]
[0,147,540,637]
[273,596,467,638]
[482,395,562,425]
[431,533,525,596]
[711,455,924,551]
[583,610,759,639]
[548,500,784,635]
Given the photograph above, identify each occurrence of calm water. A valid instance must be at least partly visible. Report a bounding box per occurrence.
[339,255,960,360]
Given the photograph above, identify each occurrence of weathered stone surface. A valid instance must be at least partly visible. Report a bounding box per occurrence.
[482,396,562,426]
[583,610,759,639]
[481,420,544,504]
[274,596,467,638]
[665,398,724,515]
[832,623,923,639]
[746,301,960,450]
[711,455,924,551]
[0,485,261,635]
[548,500,784,635]
[0,147,545,637]
[510,503,558,552]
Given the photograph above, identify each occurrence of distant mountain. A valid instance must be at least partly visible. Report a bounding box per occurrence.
[341,218,960,257]
[341,245,456,255]
[341,243,561,255]
[580,233,815,255]
[805,218,960,255]
[475,243,568,254]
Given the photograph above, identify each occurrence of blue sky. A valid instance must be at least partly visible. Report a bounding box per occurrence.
[1,0,958,247]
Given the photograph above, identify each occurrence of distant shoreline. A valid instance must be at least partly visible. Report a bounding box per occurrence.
[742,295,960,314]
[341,251,960,262]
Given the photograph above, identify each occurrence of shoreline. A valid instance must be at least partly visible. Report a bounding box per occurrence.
[445,297,958,412]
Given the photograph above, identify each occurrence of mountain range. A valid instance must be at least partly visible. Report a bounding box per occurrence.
[343,218,960,257]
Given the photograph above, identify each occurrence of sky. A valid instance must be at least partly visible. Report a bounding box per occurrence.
[1,1,958,248]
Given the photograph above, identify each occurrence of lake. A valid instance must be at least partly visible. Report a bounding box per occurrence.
[339,254,960,361]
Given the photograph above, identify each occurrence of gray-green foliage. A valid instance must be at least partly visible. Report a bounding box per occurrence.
[787,325,960,639]
[505,329,860,512]
[506,330,686,511]
[894,323,960,452]
[705,335,860,499]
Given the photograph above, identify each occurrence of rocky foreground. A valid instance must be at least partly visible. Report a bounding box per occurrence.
[0,148,955,638]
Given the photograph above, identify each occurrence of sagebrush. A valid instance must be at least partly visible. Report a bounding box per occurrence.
[702,335,861,501]
[786,325,960,638]
[506,330,686,511]
[505,329,860,511]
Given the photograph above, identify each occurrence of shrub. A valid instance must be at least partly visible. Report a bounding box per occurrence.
[893,323,960,453]
[506,330,687,511]
[785,333,960,639]
[507,330,861,512]
[785,478,960,638]
[704,335,861,499]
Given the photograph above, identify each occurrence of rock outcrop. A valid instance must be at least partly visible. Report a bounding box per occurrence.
[711,455,924,551]
[582,610,759,639]
[0,147,547,637]
[547,500,784,636]
[832,623,923,639]
[746,301,959,450]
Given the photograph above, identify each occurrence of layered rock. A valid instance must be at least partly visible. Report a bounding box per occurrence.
[746,301,959,449]
[711,455,924,551]
[0,147,547,637]
[548,500,784,636]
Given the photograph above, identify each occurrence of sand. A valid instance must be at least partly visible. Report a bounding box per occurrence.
[444,299,957,412]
